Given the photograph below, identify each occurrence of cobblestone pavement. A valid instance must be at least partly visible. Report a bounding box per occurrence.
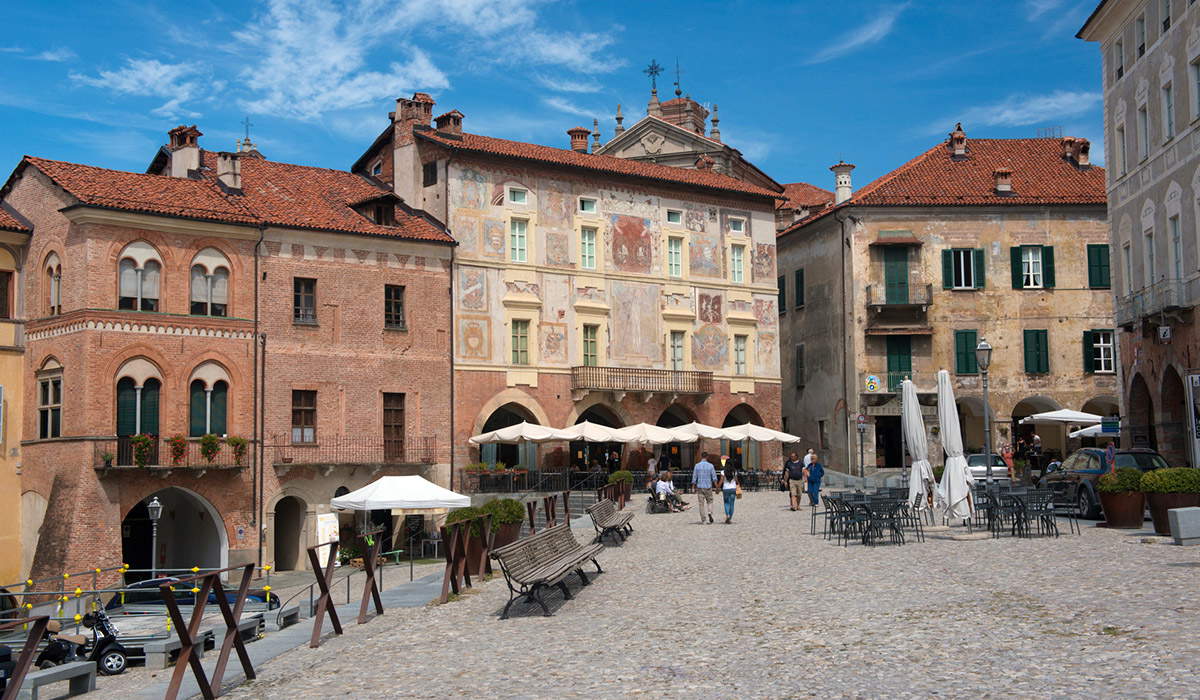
[207,492,1200,698]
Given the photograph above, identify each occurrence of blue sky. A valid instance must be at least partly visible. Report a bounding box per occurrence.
[0,0,1105,191]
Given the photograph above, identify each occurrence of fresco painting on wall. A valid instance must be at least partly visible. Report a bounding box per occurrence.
[459,316,491,360]
[692,324,728,371]
[684,208,707,233]
[539,182,573,229]
[450,214,480,254]
[541,277,570,321]
[752,297,777,328]
[539,322,567,364]
[689,231,721,278]
[752,243,774,283]
[545,232,570,266]
[452,167,488,209]
[575,286,606,303]
[610,280,661,361]
[610,215,653,274]
[482,219,506,258]
[757,332,778,375]
[698,292,723,324]
[459,268,487,311]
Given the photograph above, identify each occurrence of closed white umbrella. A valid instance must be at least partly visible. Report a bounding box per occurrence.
[611,422,697,444]
[553,420,619,442]
[1069,424,1104,438]
[902,379,935,510]
[468,421,561,445]
[1019,409,1102,425]
[935,370,974,521]
[669,422,729,440]
[723,423,803,443]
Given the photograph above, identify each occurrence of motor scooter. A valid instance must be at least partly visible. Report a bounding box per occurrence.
[34,609,127,675]
[33,620,85,669]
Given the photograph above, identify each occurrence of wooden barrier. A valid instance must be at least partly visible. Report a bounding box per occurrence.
[356,532,383,625]
[0,616,49,700]
[305,541,342,649]
[158,564,255,700]
[438,514,494,603]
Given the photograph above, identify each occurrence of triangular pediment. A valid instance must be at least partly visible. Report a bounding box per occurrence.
[596,116,721,159]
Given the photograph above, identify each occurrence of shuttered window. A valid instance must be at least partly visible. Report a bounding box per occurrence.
[954,330,979,374]
[942,249,985,289]
[292,390,317,444]
[778,275,786,314]
[1011,246,1055,289]
[189,380,207,437]
[795,344,805,388]
[794,269,805,307]
[1087,244,1111,289]
[1023,329,1050,374]
[1083,329,1115,373]
[117,378,138,437]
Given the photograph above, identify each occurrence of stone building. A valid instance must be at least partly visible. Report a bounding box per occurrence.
[0,127,454,579]
[777,126,1114,475]
[1079,0,1200,466]
[354,93,783,478]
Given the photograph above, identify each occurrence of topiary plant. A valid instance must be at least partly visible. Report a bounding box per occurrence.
[199,433,222,463]
[480,498,525,526]
[445,506,485,537]
[607,469,633,485]
[1098,466,1142,494]
[1140,467,1200,494]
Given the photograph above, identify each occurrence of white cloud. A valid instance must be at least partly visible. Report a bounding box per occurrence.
[534,75,603,94]
[934,90,1103,133]
[0,47,23,54]
[542,96,602,120]
[29,48,76,62]
[1023,0,1064,20]
[806,2,910,65]
[70,58,216,119]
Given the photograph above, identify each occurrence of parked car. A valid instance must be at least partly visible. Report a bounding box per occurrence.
[967,453,1012,482]
[1039,447,1168,519]
[106,577,279,610]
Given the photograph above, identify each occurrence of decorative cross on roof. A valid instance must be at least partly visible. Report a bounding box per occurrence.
[241,116,254,141]
[643,60,663,90]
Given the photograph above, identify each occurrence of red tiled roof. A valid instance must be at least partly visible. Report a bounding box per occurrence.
[778,137,1106,237]
[415,129,781,200]
[0,206,29,232]
[778,182,834,210]
[20,155,452,244]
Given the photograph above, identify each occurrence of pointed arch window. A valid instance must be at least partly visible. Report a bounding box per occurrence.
[190,248,231,317]
[116,376,160,436]
[45,253,62,316]
[189,379,228,436]
[117,242,162,311]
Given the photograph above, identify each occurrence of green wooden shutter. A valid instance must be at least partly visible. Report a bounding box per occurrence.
[883,247,909,304]
[778,275,786,312]
[211,381,228,435]
[1023,330,1036,373]
[116,378,137,437]
[1087,244,1111,288]
[942,249,953,289]
[1025,330,1049,373]
[189,380,206,437]
[141,379,160,436]
[1082,330,1095,373]
[794,269,804,307]
[955,330,978,374]
[973,249,986,289]
[1010,246,1023,289]
[1042,246,1055,288]
[954,331,966,373]
[1040,331,1050,373]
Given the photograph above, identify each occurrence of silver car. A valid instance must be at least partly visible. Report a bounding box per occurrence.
[966,453,1011,482]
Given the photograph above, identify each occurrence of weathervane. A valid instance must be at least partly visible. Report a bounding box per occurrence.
[241,116,254,142]
[643,59,663,91]
[673,58,683,97]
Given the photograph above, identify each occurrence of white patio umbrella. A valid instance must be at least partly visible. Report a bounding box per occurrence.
[1069,424,1104,438]
[669,422,729,440]
[467,421,562,445]
[723,423,803,443]
[553,420,620,442]
[935,369,974,521]
[610,422,697,444]
[901,379,935,510]
[1018,409,1102,425]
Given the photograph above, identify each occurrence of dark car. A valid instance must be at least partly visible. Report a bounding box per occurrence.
[1039,447,1168,519]
[106,577,279,610]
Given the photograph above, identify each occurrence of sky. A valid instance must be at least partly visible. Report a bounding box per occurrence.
[0,0,1106,191]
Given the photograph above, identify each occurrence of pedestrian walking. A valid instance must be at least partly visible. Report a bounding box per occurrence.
[805,453,825,506]
[803,448,815,466]
[691,451,718,524]
[783,451,806,511]
[718,464,740,523]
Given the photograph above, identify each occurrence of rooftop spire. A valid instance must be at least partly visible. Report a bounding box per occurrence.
[614,103,625,135]
[673,58,683,97]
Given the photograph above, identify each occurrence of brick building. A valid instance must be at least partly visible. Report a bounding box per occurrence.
[354,94,784,478]
[1,127,453,579]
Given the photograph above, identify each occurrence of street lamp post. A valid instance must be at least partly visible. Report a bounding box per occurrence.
[975,340,994,485]
[146,496,163,579]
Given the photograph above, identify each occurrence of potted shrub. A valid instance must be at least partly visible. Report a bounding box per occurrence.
[445,506,487,575]
[199,433,222,464]
[1140,468,1200,535]
[166,434,188,466]
[100,451,114,469]
[227,436,248,466]
[130,433,156,468]
[608,469,634,501]
[481,498,525,548]
[1097,467,1146,528]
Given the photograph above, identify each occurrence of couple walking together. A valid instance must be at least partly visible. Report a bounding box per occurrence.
[783,449,824,509]
[691,452,741,524]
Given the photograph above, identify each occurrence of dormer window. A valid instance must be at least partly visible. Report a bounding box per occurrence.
[373,203,395,226]
[508,188,527,205]
[579,197,596,213]
[371,161,383,176]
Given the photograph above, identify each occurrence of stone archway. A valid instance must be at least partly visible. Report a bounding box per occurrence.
[479,403,539,471]
[654,404,697,472]
[722,404,764,469]
[272,496,307,571]
[122,486,228,582]
[1011,396,1065,468]
[1128,373,1156,450]
[1079,396,1121,448]
[1160,366,1189,465]
[572,404,625,473]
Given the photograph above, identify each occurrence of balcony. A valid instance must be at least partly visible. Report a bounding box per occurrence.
[864,283,933,335]
[571,366,713,397]
[1115,279,1192,327]
[269,435,437,471]
[94,436,253,473]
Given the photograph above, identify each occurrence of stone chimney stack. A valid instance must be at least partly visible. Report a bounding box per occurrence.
[393,92,435,145]
[993,167,1014,194]
[167,125,202,178]
[830,161,855,204]
[709,104,721,142]
[216,152,242,192]
[614,104,625,136]
[567,126,590,153]
[948,122,967,158]
[592,119,601,151]
[434,109,464,136]
[1074,138,1090,166]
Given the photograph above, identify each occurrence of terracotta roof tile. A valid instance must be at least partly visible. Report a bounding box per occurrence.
[0,206,29,233]
[415,129,781,200]
[778,182,834,210]
[21,155,452,244]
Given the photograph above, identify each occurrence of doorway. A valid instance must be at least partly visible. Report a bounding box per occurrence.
[121,487,227,582]
[273,496,306,571]
[874,416,902,469]
[883,248,909,304]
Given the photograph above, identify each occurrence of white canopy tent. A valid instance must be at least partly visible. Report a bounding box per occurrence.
[611,422,696,445]
[1019,409,1102,426]
[330,475,471,513]
[722,423,803,443]
[935,370,974,521]
[901,379,936,510]
[467,421,563,445]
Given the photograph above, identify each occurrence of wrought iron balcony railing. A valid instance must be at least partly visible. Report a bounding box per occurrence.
[865,283,933,309]
[269,435,437,466]
[571,366,713,395]
[95,436,253,469]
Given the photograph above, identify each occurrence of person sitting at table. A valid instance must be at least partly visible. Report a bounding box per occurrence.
[655,471,689,511]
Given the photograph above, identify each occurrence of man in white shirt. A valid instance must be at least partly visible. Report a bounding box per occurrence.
[655,472,687,511]
[803,449,816,466]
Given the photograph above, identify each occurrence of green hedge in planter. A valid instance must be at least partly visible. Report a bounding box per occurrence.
[445,506,485,537]
[1098,467,1142,494]
[480,498,525,527]
[1140,467,1200,494]
[607,469,633,485]
[933,465,945,481]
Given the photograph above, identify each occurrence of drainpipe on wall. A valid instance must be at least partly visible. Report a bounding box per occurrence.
[444,157,456,491]
[252,224,264,571]
[835,208,853,476]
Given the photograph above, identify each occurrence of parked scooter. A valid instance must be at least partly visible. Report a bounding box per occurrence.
[34,609,127,675]
[0,644,14,692]
[34,620,85,669]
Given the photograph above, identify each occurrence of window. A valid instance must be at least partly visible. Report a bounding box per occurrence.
[1164,83,1176,140]
[118,256,161,312]
[508,188,527,205]
[733,335,747,375]
[509,219,527,262]
[795,344,805,388]
[1136,15,1146,56]
[384,285,406,329]
[1113,39,1125,81]
[0,270,11,319]
[778,275,786,313]
[372,203,395,226]
[511,320,529,365]
[1123,243,1134,294]
[954,330,979,374]
[45,256,62,316]
[291,390,316,443]
[818,420,828,450]
[190,264,229,317]
[1192,59,1200,119]
[117,377,160,437]
[1022,246,1042,288]
[371,162,382,176]
[670,331,684,370]
[1116,125,1127,175]
[728,218,745,234]
[1084,329,1115,373]
[795,269,805,307]
[668,237,682,277]
[666,209,682,225]
[1145,228,1157,283]
[580,227,596,269]
[422,161,437,187]
[1087,244,1112,289]
[579,198,596,213]
[189,379,228,437]
[1169,215,1183,279]
[943,248,984,289]
[1023,329,1050,374]
[38,374,61,439]
[1162,0,1171,31]
[582,324,598,366]
[1137,105,1149,160]
[731,244,744,283]
[1011,245,1054,289]
[293,278,316,323]
[384,393,405,460]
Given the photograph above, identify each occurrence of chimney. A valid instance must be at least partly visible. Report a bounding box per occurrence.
[830,161,855,204]
[567,126,590,153]
[434,109,464,136]
[1060,136,1077,160]
[216,152,242,193]
[948,122,967,158]
[167,125,202,178]
[709,103,721,142]
[993,167,1013,194]
[1074,138,1090,166]
[592,119,601,151]
[614,104,625,136]
[392,92,436,145]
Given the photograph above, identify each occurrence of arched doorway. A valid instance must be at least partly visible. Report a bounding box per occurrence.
[574,405,624,474]
[1011,396,1064,473]
[956,397,987,454]
[1128,373,1156,450]
[122,487,227,583]
[479,403,538,470]
[656,404,695,472]
[273,496,306,571]
[1161,367,1189,466]
[1080,396,1120,448]
[722,404,764,469]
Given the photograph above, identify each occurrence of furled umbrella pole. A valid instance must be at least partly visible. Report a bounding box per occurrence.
[935,370,975,522]
[901,379,935,511]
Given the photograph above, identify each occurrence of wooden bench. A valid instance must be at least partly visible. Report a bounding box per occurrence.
[490,523,604,619]
[14,661,95,700]
[586,498,635,543]
[142,628,216,669]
